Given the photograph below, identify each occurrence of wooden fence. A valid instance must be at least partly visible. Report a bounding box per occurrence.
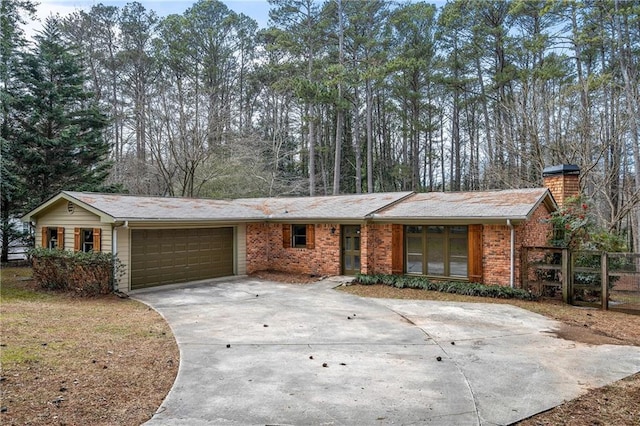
[521,247,640,312]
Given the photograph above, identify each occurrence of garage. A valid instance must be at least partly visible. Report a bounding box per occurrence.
[131,228,234,290]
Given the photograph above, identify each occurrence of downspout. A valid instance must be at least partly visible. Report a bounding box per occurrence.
[112,225,117,291]
[507,219,515,288]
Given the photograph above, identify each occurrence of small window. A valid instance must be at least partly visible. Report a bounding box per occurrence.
[48,228,58,249]
[82,229,94,252]
[74,227,101,252]
[292,225,307,248]
[42,226,63,249]
[282,224,315,249]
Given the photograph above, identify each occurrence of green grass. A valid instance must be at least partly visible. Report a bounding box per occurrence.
[0,266,52,302]
[0,346,41,365]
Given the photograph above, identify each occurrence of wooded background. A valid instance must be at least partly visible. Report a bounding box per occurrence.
[2,0,639,253]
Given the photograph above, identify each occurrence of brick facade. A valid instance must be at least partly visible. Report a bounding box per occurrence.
[247,206,553,289]
[246,223,342,276]
[366,224,394,275]
[246,198,555,289]
[481,203,552,287]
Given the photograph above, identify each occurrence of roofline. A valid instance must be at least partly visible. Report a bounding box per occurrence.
[365,191,417,217]
[368,216,530,225]
[21,191,117,224]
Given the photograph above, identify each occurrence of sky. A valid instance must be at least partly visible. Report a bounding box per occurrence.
[27,0,273,35]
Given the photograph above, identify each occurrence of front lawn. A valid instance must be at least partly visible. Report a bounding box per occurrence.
[0,266,178,425]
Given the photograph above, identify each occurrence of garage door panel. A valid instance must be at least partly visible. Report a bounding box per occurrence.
[131,227,234,290]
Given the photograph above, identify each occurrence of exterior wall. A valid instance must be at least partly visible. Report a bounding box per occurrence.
[482,203,553,287]
[246,223,270,273]
[543,174,579,208]
[115,226,130,291]
[34,200,112,253]
[366,224,394,275]
[236,224,247,275]
[246,223,342,276]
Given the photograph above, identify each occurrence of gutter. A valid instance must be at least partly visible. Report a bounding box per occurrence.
[507,219,515,288]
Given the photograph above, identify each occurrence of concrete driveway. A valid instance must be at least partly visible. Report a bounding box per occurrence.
[134,277,640,426]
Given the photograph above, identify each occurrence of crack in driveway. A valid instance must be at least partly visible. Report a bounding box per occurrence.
[134,278,640,426]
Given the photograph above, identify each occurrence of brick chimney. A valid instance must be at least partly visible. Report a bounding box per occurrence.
[542,164,580,208]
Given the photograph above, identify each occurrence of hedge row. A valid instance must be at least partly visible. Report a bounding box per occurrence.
[354,273,537,301]
[29,247,117,296]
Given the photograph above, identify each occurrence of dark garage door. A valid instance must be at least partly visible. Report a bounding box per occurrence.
[131,228,234,290]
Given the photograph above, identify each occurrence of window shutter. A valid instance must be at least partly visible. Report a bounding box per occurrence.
[306,225,315,249]
[468,224,483,283]
[74,228,81,252]
[282,225,291,248]
[93,228,101,252]
[391,224,404,275]
[41,227,48,248]
[57,227,65,250]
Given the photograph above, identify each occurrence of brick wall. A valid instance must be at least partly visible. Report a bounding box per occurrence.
[482,203,553,287]
[246,204,554,285]
[543,174,579,208]
[246,223,342,276]
[367,224,394,275]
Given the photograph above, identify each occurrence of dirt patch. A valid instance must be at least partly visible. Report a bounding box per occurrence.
[545,323,628,346]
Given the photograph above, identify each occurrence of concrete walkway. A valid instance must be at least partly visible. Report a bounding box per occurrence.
[134,277,640,426]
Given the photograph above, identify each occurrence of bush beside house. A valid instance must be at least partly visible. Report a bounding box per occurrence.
[29,248,118,296]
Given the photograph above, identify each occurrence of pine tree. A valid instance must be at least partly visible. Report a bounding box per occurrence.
[1,0,37,262]
[13,16,111,210]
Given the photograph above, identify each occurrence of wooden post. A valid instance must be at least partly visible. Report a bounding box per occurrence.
[601,252,609,310]
[562,248,571,304]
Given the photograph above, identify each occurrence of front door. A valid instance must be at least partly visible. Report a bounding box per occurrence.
[342,225,361,275]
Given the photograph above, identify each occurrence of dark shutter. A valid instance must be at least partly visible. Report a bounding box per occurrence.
[392,224,404,275]
[93,228,101,252]
[306,225,315,249]
[74,228,81,252]
[57,227,65,250]
[42,227,48,248]
[468,224,483,283]
[282,225,291,248]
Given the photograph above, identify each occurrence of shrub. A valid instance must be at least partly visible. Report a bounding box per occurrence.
[29,247,121,296]
[354,273,537,301]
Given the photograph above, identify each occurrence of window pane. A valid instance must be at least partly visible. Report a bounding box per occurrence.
[49,229,58,249]
[354,237,360,251]
[82,229,94,252]
[354,256,361,270]
[406,225,423,234]
[407,236,423,253]
[292,225,307,248]
[450,226,467,235]
[427,226,444,235]
[345,236,352,250]
[427,233,444,275]
[450,259,467,277]
[449,227,467,277]
[407,254,423,274]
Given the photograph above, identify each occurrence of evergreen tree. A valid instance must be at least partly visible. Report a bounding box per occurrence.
[13,16,111,210]
[1,0,37,262]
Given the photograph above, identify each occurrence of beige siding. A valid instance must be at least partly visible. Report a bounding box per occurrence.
[236,224,247,275]
[115,226,131,292]
[34,200,112,253]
